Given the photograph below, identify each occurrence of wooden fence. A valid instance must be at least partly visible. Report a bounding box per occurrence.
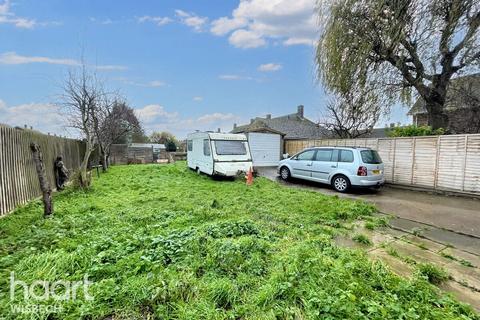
[285,134,480,195]
[0,124,85,216]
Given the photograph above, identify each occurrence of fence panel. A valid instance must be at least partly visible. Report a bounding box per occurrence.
[284,133,480,194]
[0,124,85,216]
[412,137,438,187]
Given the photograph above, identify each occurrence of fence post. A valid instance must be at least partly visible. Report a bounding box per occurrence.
[461,135,469,191]
[411,137,416,185]
[433,136,441,190]
[392,138,397,183]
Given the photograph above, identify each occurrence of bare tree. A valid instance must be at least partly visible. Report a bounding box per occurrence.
[94,98,141,171]
[317,0,480,130]
[323,87,383,138]
[448,78,480,133]
[61,66,102,188]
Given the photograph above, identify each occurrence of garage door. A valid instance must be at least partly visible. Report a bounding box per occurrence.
[248,132,281,167]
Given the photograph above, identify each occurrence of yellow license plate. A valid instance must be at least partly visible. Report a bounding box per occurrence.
[372,170,381,175]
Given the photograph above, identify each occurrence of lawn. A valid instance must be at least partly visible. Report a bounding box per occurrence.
[0,163,477,319]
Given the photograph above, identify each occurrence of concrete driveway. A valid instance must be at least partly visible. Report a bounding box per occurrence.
[257,167,480,239]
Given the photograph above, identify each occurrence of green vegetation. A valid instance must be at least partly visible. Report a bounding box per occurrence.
[0,164,477,319]
[352,234,372,245]
[416,263,450,285]
[387,125,445,137]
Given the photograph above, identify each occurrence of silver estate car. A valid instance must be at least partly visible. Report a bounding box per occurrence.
[278,147,385,193]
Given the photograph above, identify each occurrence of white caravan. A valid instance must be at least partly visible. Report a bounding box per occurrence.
[187,132,253,176]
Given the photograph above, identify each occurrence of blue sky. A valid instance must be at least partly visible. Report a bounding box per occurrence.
[0,0,410,138]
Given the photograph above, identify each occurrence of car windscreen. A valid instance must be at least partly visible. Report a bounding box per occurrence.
[214,140,247,155]
[360,150,382,164]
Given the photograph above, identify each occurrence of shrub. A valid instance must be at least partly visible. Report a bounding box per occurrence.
[387,125,445,137]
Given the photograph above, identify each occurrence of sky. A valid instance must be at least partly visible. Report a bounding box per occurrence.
[0,0,411,139]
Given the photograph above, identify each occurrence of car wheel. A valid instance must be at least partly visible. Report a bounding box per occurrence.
[332,175,350,193]
[280,167,290,181]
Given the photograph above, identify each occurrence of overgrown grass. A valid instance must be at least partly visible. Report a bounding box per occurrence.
[0,163,477,319]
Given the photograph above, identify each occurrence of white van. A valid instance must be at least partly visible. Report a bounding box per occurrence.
[187,132,253,176]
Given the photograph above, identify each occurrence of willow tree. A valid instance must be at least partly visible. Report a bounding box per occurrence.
[317,0,480,130]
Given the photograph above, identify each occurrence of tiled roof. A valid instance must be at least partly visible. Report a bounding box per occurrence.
[232,113,330,139]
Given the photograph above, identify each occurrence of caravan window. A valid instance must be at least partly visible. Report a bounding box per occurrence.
[203,139,211,156]
[187,140,193,151]
[214,140,247,155]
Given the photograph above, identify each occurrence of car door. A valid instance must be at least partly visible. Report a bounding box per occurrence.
[290,149,316,178]
[311,149,337,183]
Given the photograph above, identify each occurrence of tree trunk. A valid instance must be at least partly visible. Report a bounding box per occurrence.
[101,152,108,172]
[425,100,449,130]
[30,143,53,216]
[79,144,93,188]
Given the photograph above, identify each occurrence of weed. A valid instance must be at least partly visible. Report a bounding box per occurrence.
[352,234,372,245]
[416,263,449,285]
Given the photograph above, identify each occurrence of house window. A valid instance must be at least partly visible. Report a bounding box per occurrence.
[203,139,211,156]
[187,140,193,151]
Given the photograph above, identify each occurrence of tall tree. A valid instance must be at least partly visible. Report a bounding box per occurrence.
[61,67,102,188]
[317,0,480,130]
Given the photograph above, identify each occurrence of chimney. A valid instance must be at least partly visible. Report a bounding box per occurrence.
[266,114,271,119]
[250,118,255,124]
[217,128,221,133]
[297,105,304,118]
[233,123,237,129]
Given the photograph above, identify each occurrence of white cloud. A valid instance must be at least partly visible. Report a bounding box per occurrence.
[134,103,240,138]
[210,0,318,48]
[218,74,253,81]
[229,29,266,49]
[197,113,236,123]
[211,16,247,36]
[136,104,178,124]
[175,9,208,32]
[0,52,127,71]
[0,99,67,135]
[137,15,173,26]
[258,63,282,72]
[0,51,79,66]
[193,96,203,102]
[114,77,167,88]
[0,0,37,29]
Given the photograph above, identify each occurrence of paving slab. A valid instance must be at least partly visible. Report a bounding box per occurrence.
[388,241,480,291]
[421,228,480,256]
[403,234,447,253]
[441,248,480,269]
[367,248,413,279]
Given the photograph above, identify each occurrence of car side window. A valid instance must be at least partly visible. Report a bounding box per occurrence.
[203,139,211,156]
[339,150,354,163]
[314,149,333,162]
[296,150,316,161]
